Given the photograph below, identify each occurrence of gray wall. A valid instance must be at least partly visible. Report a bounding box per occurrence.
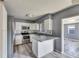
[7,16,14,58]
[7,17,31,58]
[52,5,79,52]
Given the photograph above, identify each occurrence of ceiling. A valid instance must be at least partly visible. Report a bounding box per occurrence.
[4,0,72,20]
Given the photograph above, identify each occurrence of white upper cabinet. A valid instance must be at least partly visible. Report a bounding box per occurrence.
[49,18,53,30]
[30,23,40,31]
[15,22,30,33]
[44,19,49,31]
[44,16,53,32]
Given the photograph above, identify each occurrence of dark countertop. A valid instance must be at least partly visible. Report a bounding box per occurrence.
[29,32,53,36]
[33,35,60,42]
[15,30,54,36]
[15,31,60,42]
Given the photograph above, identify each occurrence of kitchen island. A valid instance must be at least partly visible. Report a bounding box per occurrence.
[32,35,59,58]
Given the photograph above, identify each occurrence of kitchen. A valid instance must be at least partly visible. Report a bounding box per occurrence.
[13,14,60,57]
[1,0,79,58]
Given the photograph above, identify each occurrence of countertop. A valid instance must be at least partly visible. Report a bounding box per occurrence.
[15,30,53,36]
[33,35,60,42]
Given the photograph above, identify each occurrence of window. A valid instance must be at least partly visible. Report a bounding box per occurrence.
[68,25,75,34]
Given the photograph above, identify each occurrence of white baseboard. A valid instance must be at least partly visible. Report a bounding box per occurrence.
[54,49,72,58]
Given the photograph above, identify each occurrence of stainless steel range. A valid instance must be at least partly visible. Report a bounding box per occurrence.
[21,26,30,44]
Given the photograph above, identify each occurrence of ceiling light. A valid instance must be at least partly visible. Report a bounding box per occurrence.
[25,14,33,17]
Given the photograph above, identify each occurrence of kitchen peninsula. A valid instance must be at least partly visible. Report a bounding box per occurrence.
[32,35,59,57]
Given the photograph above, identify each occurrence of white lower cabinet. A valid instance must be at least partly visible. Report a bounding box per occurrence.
[32,39,54,58]
[30,34,38,42]
[15,35,23,45]
[30,34,34,42]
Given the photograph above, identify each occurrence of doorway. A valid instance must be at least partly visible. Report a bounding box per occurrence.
[61,15,79,58]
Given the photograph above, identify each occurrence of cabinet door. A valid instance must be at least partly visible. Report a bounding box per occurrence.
[30,23,35,30]
[15,35,23,45]
[30,23,39,30]
[44,19,49,31]
[49,18,53,30]
[30,34,35,42]
[15,22,30,33]
[44,18,53,31]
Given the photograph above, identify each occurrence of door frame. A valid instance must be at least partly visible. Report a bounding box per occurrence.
[61,15,79,54]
